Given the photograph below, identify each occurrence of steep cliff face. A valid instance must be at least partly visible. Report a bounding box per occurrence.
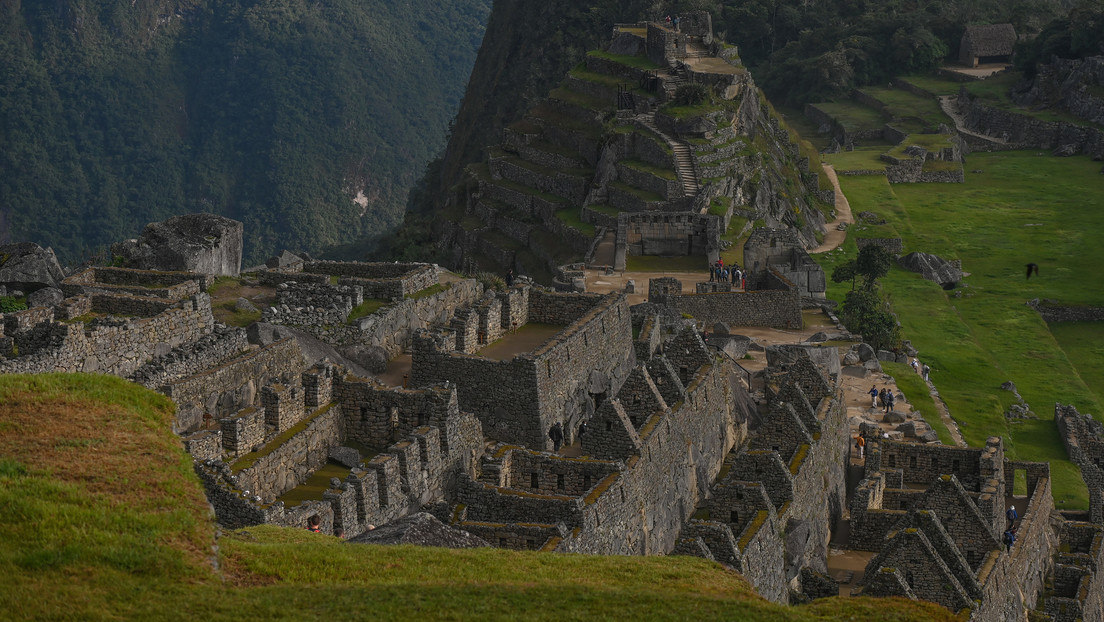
[0,0,489,264]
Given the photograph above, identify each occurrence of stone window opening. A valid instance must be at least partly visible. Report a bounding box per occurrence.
[910,455,917,469]
[905,570,915,588]
[606,421,613,432]
[547,360,552,377]
[360,405,369,421]
[730,510,739,524]
[630,416,638,427]
[584,474,592,490]
[953,459,960,472]
[557,474,565,490]
[931,457,939,471]
[499,537,507,547]
[735,491,743,500]
[531,473,539,488]
[526,538,535,549]
[888,455,896,468]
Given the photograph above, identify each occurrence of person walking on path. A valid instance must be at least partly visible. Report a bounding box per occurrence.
[922,364,930,381]
[505,269,514,287]
[1006,505,1018,529]
[855,434,865,460]
[885,390,895,413]
[708,261,715,282]
[549,422,564,452]
[674,15,680,31]
[869,385,879,408]
[1003,529,1016,552]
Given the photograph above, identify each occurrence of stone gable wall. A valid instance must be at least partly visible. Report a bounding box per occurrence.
[234,403,344,502]
[164,338,304,433]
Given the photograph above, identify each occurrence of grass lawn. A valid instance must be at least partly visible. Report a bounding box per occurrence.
[807,101,887,134]
[825,147,887,172]
[0,374,957,622]
[857,87,952,128]
[820,151,1104,509]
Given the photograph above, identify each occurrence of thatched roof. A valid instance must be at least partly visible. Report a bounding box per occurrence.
[961,24,1017,57]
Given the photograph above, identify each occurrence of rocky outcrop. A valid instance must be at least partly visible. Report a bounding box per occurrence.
[113,213,244,277]
[1012,56,1104,127]
[0,242,66,294]
[897,252,963,288]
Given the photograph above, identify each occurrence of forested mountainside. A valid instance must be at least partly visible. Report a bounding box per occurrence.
[401,0,1079,230]
[0,0,489,265]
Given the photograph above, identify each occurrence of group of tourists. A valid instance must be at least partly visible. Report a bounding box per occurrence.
[868,385,896,412]
[664,14,681,31]
[709,259,745,288]
[1003,505,1019,551]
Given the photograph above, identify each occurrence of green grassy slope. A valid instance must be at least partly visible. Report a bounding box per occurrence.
[0,373,956,621]
[821,151,1104,509]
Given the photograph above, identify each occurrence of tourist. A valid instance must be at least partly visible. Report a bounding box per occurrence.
[855,434,865,460]
[878,388,887,409]
[869,385,879,408]
[885,391,895,413]
[922,364,930,381]
[708,261,714,282]
[308,515,322,533]
[732,268,740,286]
[674,15,680,31]
[665,14,671,27]
[721,268,729,282]
[1003,529,1016,551]
[1006,505,1018,529]
[911,358,919,372]
[505,269,514,287]
[579,421,588,439]
[549,422,564,452]
[335,527,345,539]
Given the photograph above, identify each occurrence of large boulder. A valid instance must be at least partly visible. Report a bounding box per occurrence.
[112,213,243,277]
[26,287,64,309]
[897,252,962,289]
[0,243,66,293]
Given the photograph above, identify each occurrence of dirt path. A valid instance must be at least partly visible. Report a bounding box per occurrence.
[810,164,854,254]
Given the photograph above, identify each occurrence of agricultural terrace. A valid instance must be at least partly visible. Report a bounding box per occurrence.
[818,151,1104,510]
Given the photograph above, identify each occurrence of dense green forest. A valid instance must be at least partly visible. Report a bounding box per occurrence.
[400,0,1087,239]
[0,0,489,265]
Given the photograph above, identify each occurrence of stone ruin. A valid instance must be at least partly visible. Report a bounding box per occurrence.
[6,214,1104,618]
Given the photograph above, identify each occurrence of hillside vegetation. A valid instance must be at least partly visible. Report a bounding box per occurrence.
[0,0,489,265]
[0,373,957,621]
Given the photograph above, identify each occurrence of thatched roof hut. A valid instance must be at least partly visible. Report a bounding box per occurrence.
[958,24,1017,67]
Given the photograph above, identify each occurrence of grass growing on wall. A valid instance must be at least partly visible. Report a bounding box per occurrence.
[821,151,1104,509]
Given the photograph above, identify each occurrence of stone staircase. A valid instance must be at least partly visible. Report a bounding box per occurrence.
[639,112,700,198]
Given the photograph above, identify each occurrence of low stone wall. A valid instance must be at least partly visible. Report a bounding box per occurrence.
[961,96,1104,159]
[63,266,212,298]
[856,237,904,254]
[164,338,304,433]
[194,460,334,532]
[664,271,801,329]
[0,293,215,378]
[128,325,250,389]
[1028,298,1104,323]
[234,403,344,502]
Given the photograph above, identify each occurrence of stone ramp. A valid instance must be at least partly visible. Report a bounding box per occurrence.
[590,230,616,267]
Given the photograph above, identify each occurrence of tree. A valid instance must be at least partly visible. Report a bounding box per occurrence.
[840,288,900,352]
[855,243,893,287]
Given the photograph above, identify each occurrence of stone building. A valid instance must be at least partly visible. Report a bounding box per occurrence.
[742,227,826,299]
[411,286,636,450]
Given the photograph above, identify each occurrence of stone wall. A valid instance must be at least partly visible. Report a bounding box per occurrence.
[1028,298,1104,323]
[412,291,635,450]
[0,293,215,378]
[233,402,344,502]
[960,95,1104,159]
[62,266,212,299]
[163,338,305,433]
[662,270,802,329]
[128,325,250,389]
[618,212,719,258]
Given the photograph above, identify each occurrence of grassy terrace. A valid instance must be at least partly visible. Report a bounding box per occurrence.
[612,123,673,154]
[548,86,613,113]
[570,67,651,96]
[527,103,604,139]
[826,147,887,172]
[857,87,952,128]
[809,101,887,134]
[609,180,664,203]
[621,158,677,180]
[821,151,1104,509]
[469,163,573,207]
[555,208,596,237]
[586,49,661,71]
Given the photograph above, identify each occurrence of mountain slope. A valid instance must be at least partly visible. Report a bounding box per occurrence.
[0,0,489,265]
